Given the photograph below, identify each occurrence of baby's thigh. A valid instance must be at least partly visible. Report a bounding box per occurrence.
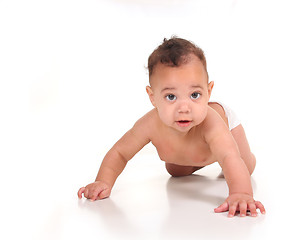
[231,124,256,174]
[165,163,203,177]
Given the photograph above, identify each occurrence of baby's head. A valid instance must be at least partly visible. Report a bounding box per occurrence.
[148,37,209,83]
[146,37,214,133]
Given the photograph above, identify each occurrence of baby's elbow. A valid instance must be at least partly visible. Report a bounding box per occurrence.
[220,152,240,165]
[219,153,246,173]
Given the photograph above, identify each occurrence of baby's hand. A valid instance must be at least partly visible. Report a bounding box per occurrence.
[78,181,111,201]
[214,193,266,217]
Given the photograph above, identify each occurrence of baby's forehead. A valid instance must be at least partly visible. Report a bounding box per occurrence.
[153,54,202,71]
[149,58,208,86]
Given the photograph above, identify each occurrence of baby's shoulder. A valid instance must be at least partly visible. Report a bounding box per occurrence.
[132,109,159,135]
[201,107,228,137]
[135,109,158,125]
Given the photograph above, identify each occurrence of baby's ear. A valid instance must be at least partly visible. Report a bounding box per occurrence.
[208,81,214,99]
[146,86,156,107]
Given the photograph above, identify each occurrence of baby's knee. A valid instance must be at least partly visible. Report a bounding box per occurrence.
[248,153,256,175]
[165,163,189,177]
[165,163,200,177]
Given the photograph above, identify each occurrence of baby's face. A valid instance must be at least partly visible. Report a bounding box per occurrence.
[147,57,213,133]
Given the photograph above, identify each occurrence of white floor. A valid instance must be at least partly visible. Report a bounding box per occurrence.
[2,144,305,240]
[1,0,306,239]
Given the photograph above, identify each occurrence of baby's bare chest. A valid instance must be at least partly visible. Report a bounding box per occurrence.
[151,136,215,167]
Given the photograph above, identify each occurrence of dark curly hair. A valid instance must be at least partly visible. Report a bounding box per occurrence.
[147,37,208,79]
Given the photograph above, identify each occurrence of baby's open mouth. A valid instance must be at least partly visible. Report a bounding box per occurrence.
[176,120,192,127]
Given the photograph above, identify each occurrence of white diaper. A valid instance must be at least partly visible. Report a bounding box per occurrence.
[212,101,241,131]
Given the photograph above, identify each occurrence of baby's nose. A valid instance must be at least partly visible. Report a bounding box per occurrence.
[177,101,191,113]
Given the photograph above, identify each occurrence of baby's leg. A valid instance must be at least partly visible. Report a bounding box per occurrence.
[231,124,256,175]
[209,102,256,175]
[165,163,203,177]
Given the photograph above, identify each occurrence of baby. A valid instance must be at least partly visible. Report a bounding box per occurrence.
[78,37,266,218]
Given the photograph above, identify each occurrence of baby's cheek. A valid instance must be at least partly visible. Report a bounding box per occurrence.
[196,108,208,123]
[158,109,173,125]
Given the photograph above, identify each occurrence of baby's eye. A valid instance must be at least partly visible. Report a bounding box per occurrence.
[191,92,201,100]
[166,94,177,101]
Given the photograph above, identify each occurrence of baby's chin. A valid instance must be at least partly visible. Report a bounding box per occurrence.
[171,121,200,133]
[175,118,205,132]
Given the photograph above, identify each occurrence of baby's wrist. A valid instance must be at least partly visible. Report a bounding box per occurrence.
[228,183,253,196]
[94,179,113,188]
[229,191,253,197]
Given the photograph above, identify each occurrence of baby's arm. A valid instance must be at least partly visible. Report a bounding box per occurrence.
[78,115,151,201]
[203,108,265,217]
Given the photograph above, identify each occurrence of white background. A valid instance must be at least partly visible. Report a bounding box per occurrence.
[1,0,306,239]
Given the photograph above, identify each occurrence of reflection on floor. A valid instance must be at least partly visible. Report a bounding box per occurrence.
[35,157,273,240]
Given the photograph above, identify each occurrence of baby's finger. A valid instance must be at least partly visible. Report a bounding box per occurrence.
[239,201,247,217]
[255,201,266,214]
[228,202,238,218]
[78,187,85,199]
[248,202,257,217]
[98,188,110,199]
[84,188,89,199]
[90,189,101,202]
[214,202,229,213]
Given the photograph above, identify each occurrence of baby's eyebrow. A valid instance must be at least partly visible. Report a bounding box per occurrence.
[191,85,204,89]
[161,85,204,93]
[161,87,176,93]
